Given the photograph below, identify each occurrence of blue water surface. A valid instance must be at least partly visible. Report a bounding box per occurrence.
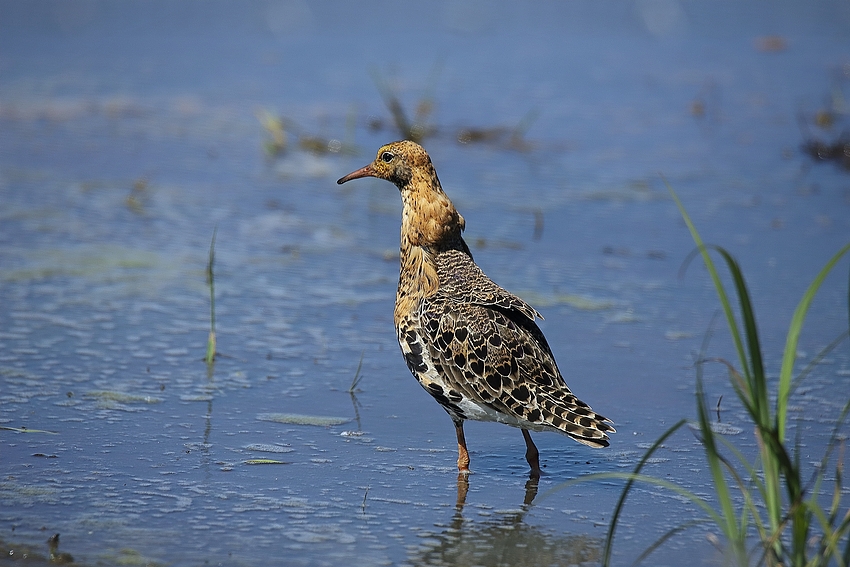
[1,2,849,565]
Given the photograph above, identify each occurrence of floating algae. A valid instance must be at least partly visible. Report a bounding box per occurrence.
[243,443,294,453]
[84,391,163,404]
[517,290,616,311]
[256,413,350,427]
[0,426,58,434]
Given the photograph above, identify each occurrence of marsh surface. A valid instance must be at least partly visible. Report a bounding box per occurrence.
[1,2,849,565]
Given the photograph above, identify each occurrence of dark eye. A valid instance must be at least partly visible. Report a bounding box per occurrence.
[380,151,394,163]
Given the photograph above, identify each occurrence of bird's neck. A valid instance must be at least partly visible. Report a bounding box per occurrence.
[394,179,467,327]
[399,175,466,251]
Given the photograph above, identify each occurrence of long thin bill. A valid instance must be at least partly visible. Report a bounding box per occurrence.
[337,164,375,185]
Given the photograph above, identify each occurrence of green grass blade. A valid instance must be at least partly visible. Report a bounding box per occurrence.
[205,330,216,365]
[667,181,850,566]
[710,246,769,427]
[791,330,850,396]
[667,180,751,386]
[714,434,770,539]
[696,371,744,556]
[809,494,850,567]
[704,356,758,420]
[771,243,850,566]
[550,471,728,527]
[758,428,790,550]
[810,399,850,522]
[349,352,365,393]
[777,242,850,441]
[601,418,687,567]
[204,226,218,365]
[693,317,749,554]
[631,519,710,567]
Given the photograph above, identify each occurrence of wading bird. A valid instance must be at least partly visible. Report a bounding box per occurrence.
[338,141,614,477]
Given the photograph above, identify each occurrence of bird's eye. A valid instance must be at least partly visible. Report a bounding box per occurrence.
[380,151,394,163]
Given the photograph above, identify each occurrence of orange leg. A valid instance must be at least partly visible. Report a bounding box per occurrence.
[455,421,470,474]
[522,429,542,478]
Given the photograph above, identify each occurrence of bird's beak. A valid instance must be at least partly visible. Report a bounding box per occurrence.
[337,164,376,185]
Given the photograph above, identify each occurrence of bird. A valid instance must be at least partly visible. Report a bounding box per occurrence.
[337,140,614,477]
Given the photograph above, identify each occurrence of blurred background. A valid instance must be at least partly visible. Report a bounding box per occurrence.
[1,2,849,566]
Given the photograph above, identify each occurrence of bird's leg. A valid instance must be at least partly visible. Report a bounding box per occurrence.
[454,420,470,475]
[522,429,541,478]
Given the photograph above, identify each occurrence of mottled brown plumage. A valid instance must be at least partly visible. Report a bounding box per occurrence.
[337,140,614,476]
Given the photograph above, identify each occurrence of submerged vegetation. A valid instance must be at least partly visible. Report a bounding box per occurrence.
[257,66,540,162]
[368,67,540,151]
[370,65,439,144]
[799,68,850,173]
[588,186,850,566]
[256,108,357,157]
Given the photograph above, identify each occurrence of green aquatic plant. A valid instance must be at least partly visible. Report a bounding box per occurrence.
[569,185,850,566]
[661,185,850,567]
[370,63,441,144]
[256,109,357,157]
[456,106,540,151]
[205,227,217,366]
[349,351,365,394]
[257,109,288,156]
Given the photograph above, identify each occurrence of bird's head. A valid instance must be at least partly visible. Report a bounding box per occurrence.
[337,141,466,250]
[337,140,432,190]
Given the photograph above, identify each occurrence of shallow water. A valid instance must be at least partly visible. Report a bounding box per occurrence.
[1,2,849,565]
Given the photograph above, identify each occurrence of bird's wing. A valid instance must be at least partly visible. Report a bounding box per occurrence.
[423,255,615,446]
[420,298,613,446]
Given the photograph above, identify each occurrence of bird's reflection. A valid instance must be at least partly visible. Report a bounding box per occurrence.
[455,474,538,511]
[408,474,600,566]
